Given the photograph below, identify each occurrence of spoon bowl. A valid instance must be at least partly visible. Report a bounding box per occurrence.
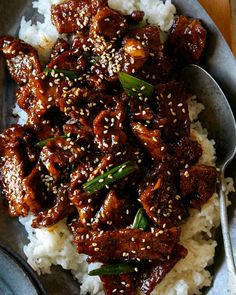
[181,64,236,294]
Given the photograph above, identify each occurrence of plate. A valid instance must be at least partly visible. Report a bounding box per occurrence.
[0,244,46,295]
[0,0,236,294]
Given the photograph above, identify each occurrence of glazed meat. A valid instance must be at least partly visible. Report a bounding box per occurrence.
[51,0,107,33]
[0,35,41,84]
[0,2,215,294]
[74,227,181,262]
[168,15,207,64]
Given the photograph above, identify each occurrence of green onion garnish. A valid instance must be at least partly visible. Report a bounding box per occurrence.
[132,208,148,230]
[83,161,137,195]
[129,22,146,30]
[44,68,78,80]
[118,72,154,99]
[88,263,134,276]
[35,134,69,148]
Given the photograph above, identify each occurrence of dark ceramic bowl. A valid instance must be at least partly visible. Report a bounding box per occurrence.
[0,1,236,294]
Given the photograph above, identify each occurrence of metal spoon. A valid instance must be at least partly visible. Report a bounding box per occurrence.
[181,64,236,294]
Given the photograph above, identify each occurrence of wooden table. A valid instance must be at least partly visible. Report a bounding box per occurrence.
[198,0,236,55]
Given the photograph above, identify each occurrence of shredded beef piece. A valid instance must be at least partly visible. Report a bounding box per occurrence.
[40,137,85,180]
[169,137,202,165]
[168,15,207,64]
[131,122,169,162]
[101,273,136,295]
[0,35,41,85]
[92,190,133,230]
[91,7,127,39]
[139,162,187,229]
[0,126,38,216]
[94,109,127,153]
[155,81,190,142]
[74,227,181,262]
[180,165,218,208]
[138,245,188,294]
[51,0,107,34]
[47,49,87,74]
[32,186,74,228]
[50,38,70,60]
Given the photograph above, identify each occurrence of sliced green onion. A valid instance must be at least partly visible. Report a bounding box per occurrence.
[44,68,78,80]
[35,134,69,148]
[118,72,154,99]
[132,208,148,230]
[89,263,134,276]
[83,161,137,195]
[129,22,146,30]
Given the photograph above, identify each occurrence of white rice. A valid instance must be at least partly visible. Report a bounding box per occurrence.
[16,1,235,294]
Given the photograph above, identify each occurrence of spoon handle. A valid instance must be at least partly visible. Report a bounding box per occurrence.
[219,172,236,294]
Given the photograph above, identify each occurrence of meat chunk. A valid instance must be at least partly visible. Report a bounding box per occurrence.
[0,35,41,84]
[94,109,127,153]
[168,16,207,63]
[51,0,106,34]
[50,38,70,60]
[0,126,38,216]
[32,186,74,228]
[47,49,87,74]
[139,162,186,229]
[74,227,181,262]
[155,82,190,142]
[91,7,127,39]
[169,137,202,165]
[40,137,85,180]
[180,165,218,208]
[125,10,144,24]
[138,245,187,294]
[92,190,133,230]
[101,273,136,295]
[131,122,169,162]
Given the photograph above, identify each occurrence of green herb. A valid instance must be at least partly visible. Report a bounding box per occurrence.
[83,161,137,195]
[44,68,78,80]
[88,263,134,276]
[35,134,69,148]
[129,22,146,30]
[132,208,148,230]
[118,72,154,99]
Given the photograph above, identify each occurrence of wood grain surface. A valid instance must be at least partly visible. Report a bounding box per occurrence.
[198,0,235,54]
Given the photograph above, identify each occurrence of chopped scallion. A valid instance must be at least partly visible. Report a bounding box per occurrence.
[35,134,69,148]
[83,161,137,195]
[89,263,134,276]
[44,68,78,80]
[118,72,154,99]
[132,208,148,230]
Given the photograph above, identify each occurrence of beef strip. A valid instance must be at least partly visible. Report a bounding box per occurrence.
[91,190,133,230]
[138,245,188,294]
[168,137,202,165]
[139,162,187,229]
[47,49,87,74]
[168,15,207,64]
[74,227,181,262]
[32,186,74,228]
[155,81,190,142]
[180,165,218,209]
[50,38,70,60]
[90,7,127,40]
[40,137,85,180]
[0,35,41,84]
[100,273,136,295]
[130,122,170,162]
[51,0,107,34]
[0,126,38,216]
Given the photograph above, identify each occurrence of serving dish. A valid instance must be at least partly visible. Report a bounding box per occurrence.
[0,0,236,294]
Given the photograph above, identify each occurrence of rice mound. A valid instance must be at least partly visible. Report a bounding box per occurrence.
[17,1,235,295]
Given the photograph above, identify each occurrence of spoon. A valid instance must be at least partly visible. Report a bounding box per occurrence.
[181,64,236,294]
